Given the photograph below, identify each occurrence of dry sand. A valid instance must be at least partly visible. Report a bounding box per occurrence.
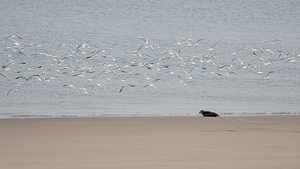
[0,115,300,169]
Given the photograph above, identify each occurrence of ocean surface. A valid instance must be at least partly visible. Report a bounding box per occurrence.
[1,0,300,118]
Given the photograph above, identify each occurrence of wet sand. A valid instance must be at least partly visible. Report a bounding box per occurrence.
[0,115,300,169]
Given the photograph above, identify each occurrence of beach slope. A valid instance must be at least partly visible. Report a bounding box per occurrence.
[0,116,300,169]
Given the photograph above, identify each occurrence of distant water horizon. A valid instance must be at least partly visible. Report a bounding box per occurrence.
[0,0,299,118]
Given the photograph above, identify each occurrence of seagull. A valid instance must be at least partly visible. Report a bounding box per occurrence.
[16,75,40,81]
[0,73,9,80]
[96,83,107,92]
[7,89,18,96]
[119,84,135,93]
[137,37,148,44]
[144,83,157,88]
[263,70,275,80]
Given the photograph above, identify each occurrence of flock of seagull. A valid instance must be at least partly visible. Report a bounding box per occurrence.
[1,35,299,96]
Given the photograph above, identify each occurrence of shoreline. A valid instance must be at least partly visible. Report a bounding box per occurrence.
[1,115,300,169]
[1,111,300,119]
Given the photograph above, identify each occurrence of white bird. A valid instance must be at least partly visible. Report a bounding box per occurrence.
[119,84,135,93]
[7,88,18,96]
[0,73,9,80]
[263,71,275,79]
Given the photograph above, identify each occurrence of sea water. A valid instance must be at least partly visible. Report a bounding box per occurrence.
[0,0,300,118]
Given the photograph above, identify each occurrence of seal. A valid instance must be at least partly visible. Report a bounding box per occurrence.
[199,110,219,117]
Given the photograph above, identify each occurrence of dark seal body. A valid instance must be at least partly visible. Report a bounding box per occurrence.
[199,110,219,117]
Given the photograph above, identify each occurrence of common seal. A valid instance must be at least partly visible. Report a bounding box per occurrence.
[199,110,219,117]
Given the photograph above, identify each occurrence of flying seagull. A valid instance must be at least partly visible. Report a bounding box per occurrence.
[119,84,135,93]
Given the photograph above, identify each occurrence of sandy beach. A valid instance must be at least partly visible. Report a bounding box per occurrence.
[0,115,300,169]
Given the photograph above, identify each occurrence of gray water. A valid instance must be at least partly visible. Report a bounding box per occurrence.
[1,0,300,118]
